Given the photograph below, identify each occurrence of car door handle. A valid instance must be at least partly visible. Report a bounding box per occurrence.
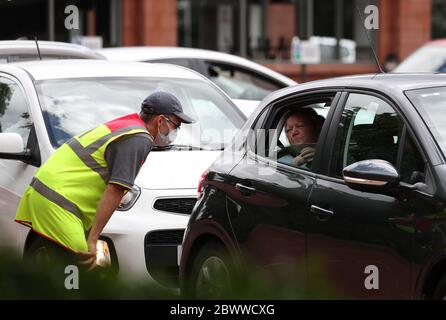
[235,183,256,195]
[310,205,335,221]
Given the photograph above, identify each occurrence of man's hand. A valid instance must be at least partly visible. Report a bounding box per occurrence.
[79,183,126,271]
[78,240,98,271]
[292,146,316,167]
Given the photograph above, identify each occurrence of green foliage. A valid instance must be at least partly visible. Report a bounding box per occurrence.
[0,250,176,299]
[0,250,341,300]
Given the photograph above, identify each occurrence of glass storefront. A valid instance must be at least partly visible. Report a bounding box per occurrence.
[0,0,121,47]
[178,0,244,54]
[432,0,446,39]
[177,0,378,64]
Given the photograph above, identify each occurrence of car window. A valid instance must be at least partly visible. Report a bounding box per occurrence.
[190,96,240,146]
[331,93,404,178]
[277,103,329,147]
[400,133,425,184]
[405,86,446,158]
[206,61,283,100]
[246,106,270,155]
[36,77,244,149]
[148,58,194,70]
[0,77,32,149]
[250,94,335,172]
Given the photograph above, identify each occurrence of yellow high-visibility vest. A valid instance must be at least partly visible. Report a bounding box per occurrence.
[15,113,151,253]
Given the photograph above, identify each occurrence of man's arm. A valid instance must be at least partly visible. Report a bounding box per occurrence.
[81,183,126,270]
[80,134,152,269]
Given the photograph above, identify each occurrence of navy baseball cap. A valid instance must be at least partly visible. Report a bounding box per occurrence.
[141,91,195,124]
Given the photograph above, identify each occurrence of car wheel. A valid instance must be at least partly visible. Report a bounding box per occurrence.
[24,235,53,265]
[432,274,446,300]
[188,242,233,299]
[23,231,68,266]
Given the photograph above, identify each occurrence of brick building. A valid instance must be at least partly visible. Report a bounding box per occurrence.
[0,0,441,82]
[119,0,435,82]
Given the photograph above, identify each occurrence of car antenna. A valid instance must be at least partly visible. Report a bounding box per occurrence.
[34,37,42,61]
[356,5,384,73]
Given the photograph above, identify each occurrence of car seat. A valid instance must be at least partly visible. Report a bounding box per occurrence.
[350,116,399,166]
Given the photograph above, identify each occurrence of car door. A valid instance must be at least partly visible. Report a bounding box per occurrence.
[307,91,428,299]
[0,74,40,252]
[225,91,340,291]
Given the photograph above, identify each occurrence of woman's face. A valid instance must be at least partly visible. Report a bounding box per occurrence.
[285,114,318,145]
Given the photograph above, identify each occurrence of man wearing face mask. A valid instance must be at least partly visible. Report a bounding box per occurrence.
[15,91,194,272]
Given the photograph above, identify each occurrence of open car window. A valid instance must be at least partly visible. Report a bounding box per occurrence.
[248,93,335,173]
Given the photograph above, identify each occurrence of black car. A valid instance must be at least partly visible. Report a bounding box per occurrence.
[180,74,446,299]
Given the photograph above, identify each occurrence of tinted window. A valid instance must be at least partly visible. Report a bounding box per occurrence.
[0,77,32,149]
[332,93,404,178]
[400,134,425,184]
[206,61,283,100]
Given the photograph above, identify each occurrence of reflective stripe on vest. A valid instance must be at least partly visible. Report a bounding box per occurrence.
[85,125,147,153]
[30,177,82,219]
[66,125,147,183]
[15,113,151,252]
[66,138,110,183]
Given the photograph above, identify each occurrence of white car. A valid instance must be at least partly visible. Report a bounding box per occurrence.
[98,47,297,117]
[0,59,245,286]
[0,40,105,63]
[393,39,446,73]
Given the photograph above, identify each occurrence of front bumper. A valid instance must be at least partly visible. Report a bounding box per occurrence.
[102,188,195,285]
[144,229,185,287]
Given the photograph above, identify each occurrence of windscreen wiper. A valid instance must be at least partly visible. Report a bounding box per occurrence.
[152,144,224,151]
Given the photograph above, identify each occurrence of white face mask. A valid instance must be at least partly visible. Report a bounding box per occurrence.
[167,128,178,142]
[154,119,178,147]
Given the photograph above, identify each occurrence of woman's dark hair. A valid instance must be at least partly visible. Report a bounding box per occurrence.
[284,108,320,129]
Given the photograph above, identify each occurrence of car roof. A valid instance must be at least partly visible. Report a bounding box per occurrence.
[98,46,297,86]
[426,39,446,47]
[266,73,446,103]
[4,59,206,81]
[0,40,104,59]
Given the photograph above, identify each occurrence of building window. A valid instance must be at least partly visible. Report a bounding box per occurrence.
[312,0,377,63]
[0,0,121,48]
[178,0,245,55]
[177,0,376,64]
[432,0,446,39]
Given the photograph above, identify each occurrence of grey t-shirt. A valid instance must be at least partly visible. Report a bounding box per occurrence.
[105,133,153,189]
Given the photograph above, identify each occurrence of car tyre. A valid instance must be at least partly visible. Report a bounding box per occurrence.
[432,274,446,300]
[23,233,53,265]
[187,242,234,299]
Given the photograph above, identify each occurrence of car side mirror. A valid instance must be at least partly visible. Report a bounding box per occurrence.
[0,133,31,161]
[343,159,400,194]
